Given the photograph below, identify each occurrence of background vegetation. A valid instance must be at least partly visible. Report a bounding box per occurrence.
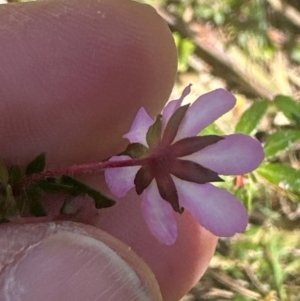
[144,1,300,300]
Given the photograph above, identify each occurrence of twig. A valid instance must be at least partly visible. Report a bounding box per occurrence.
[208,269,262,299]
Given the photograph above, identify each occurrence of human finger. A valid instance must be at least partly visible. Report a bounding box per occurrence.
[0,221,163,301]
[0,0,177,167]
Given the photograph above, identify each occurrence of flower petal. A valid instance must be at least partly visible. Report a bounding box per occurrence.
[185,134,264,175]
[142,181,178,245]
[162,84,192,128]
[175,89,236,140]
[174,179,248,236]
[104,156,140,197]
[123,107,154,145]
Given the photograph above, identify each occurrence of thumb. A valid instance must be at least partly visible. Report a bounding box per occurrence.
[0,222,162,301]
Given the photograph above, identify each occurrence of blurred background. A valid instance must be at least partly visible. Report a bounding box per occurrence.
[3,0,300,300]
[141,1,300,300]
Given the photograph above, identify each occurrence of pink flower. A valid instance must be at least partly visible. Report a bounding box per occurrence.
[105,86,264,245]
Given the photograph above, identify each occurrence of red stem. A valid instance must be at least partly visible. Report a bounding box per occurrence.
[23,157,146,186]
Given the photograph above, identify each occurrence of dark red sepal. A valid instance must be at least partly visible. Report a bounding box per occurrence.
[155,171,183,213]
[170,159,223,184]
[169,135,224,157]
[134,165,154,195]
[161,104,190,145]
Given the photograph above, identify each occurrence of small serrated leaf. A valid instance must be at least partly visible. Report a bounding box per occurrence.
[88,190,116,209]
[61,175,116,209]
[264,129,300,158]
[26,185,47,216]
[235,101,268,135]
[29,198,47,217]
[8,165,23,187]
[257,163,300,193]
[36,178,73,193]
[4,185,19,218]
[26,152,46,175]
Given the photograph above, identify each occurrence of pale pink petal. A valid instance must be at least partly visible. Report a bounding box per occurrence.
[162,84,192,129]
[104,156,140,197]
[185,134,264,175]
[123,107,154,145]
[175,89,236,141]
[142,181,178,245]
[174,178,248,236]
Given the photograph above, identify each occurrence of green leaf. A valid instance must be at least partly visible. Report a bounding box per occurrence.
[61,175,116,209]
[8,165,23,187]
[264,130,300,158]
[36,178,74,193]
[257,163,300,193]
[28,198,47,216]
[173,33,196,72]
[4,185,19,218]
[25,185,47,216]
[235,101,268,135]
[200,122,224,136]
[274,95,300,126]
[26,152,46,175]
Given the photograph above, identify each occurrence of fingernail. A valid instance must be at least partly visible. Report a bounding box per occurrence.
[0,231,162,301]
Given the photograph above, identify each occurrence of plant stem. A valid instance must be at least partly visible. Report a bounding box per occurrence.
[23,157,146,186]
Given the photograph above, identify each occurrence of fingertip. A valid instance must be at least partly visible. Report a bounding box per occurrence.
[0,0,177,166]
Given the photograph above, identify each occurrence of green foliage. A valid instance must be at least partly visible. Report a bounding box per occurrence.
[25,152,46,175]
[173,32,195,72]
[257,163,300,195]
[274,95,300,126]
[264,129,300,158]
[253,94,300,207]
[0,153,116,222]
[24,184,47,217]
[193,0,275,61]
[8,165,23,187]
[59,175,116,209]
[0,162,19,222]
[290,42,300,64]
[235,100,268,135]
[201,122,224,136]
[209,92,300,299]
[220,226,300,300]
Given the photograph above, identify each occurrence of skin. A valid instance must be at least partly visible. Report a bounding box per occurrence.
[0,0,218,300]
